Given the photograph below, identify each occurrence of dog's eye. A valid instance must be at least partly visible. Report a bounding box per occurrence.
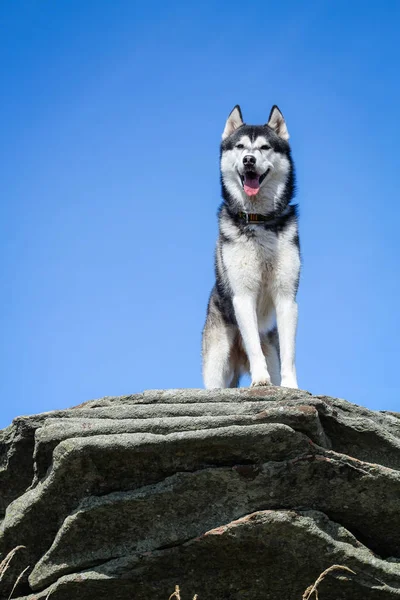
[235,144,244,149]
[260,145,270,151]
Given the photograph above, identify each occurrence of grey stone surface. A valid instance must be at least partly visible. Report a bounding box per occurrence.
[0,388,399,599]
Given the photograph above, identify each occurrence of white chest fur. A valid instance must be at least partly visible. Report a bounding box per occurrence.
[221,220,299,329]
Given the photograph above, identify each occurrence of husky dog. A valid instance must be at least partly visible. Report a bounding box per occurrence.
[202,105,300,389]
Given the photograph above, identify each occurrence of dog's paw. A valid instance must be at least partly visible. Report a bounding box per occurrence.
[280,376,298,389]
[251,378,271,388]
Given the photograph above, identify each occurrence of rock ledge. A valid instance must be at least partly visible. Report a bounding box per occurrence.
[0,387,399,599]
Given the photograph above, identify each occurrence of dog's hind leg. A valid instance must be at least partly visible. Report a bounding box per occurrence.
[262,329,281,386]
[228,368,241,388]
[202,321,236,388]
[202,298,236,389]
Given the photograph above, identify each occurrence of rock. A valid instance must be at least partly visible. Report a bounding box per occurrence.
[0,387,399,599]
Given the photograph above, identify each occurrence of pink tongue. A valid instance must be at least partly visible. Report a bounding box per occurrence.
[243,175,260,196]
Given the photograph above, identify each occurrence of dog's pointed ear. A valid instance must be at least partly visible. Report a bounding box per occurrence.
[267,105,289,140]
[222,105,244,140]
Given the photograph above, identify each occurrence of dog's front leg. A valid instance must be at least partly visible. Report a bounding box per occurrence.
[232,295,271,386]
[275,295,298,388]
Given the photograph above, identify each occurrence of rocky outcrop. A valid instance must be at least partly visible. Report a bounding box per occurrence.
[0,387,399,599]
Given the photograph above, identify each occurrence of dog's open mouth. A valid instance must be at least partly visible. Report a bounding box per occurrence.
[239,169,269,196]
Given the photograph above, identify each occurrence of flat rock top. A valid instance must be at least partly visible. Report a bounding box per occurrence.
[0,388,399,600]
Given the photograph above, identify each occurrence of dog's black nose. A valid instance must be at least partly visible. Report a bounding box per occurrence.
[243,155,256,166]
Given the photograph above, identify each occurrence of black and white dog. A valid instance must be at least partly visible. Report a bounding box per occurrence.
[202,105,300,389]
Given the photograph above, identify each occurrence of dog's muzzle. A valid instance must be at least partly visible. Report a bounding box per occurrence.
[239,168,269,197]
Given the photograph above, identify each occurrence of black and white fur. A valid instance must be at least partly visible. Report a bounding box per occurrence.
[202,105,300,389]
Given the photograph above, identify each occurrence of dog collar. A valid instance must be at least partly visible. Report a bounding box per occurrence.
[237,211,277,224]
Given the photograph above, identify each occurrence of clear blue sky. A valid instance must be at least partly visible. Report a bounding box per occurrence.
[1,0,399,428]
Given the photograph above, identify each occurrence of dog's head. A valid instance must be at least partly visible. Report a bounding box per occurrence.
[220,105,293,207]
